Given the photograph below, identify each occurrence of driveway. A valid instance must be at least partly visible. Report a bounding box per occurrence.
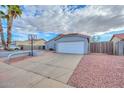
[68,53,124,88]
[0,51,83,88]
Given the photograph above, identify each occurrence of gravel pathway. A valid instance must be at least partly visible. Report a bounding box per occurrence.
[68,53,124,88]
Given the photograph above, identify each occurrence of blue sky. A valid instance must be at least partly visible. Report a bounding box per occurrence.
[93,30,124,41]
[1,5,124,42]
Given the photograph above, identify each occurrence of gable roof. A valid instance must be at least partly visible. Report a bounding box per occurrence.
[45,34,64,43]
[110,33,124,41]
[55,33,90,40]
[45,33,90,43]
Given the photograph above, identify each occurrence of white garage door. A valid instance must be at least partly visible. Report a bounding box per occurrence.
[56,41,85,54]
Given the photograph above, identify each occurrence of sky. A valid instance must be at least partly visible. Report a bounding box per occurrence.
[1,5,124,41]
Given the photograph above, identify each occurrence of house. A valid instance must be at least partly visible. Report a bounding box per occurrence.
[45,33,90,54]
[110,33,124,55]
[16,39,46,50]
[110,33,124,42]
[45,34,64,50]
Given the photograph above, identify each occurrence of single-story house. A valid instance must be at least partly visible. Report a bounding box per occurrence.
[45,34,63,50]
[45,33,90,54]
[110,33,124,55]
[16,39,46,50]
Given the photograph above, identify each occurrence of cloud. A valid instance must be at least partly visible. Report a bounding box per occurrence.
[14,5,124,35]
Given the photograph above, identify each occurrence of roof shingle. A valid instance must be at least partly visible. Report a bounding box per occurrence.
[113,33,124,39]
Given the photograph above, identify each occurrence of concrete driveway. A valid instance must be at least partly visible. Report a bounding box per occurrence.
[0,51,83,88]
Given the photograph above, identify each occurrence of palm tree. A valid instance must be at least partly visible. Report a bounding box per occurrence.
[0,10,6,49]
[6,5,22,49]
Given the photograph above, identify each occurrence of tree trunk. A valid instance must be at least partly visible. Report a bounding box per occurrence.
[0,18,6,49]
[7,16,13,49]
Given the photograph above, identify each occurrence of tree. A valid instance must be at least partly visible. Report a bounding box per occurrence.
[91,36,100,42]
[0,10,6,49]
[6,5,22,49]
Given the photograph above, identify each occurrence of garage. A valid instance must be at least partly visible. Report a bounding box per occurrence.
[56,41,85,54]
[45,33,89,54]
[55,33,89,54]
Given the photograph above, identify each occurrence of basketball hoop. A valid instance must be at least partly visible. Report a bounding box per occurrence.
[28,34,37,56]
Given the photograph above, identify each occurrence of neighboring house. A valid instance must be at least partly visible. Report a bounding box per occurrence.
[45,33,90,54]
[16,39,46,50]
[110,33,124,55]
[45,34,64,50]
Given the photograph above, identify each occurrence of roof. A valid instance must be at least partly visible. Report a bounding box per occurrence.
[110,33,124,41]
[45,34,64,43]
[55,33,90,40]
[45,33,90,43]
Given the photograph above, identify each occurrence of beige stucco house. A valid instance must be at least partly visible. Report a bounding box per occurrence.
[16,39,46,50]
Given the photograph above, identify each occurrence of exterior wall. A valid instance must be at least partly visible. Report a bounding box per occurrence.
[55,36,89,54]
[111,37,121,54]
[111,37,121,43]
[16,39,45,50]
[45,40,56,50]
[16,40,45,46]
[19,45,43,50]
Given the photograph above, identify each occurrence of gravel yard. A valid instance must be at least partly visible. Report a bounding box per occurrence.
[68,53,124,88]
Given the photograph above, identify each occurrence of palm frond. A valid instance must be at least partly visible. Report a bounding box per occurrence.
[1,5,6,8]
[0,11,5,18]
[7,5,22,18]
[0,11,5,15]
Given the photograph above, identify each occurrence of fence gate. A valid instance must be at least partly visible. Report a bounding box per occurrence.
[90,42,113,54]
[115,41,124,56]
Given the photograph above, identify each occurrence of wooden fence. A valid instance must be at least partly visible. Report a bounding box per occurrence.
[90,42,113,54]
